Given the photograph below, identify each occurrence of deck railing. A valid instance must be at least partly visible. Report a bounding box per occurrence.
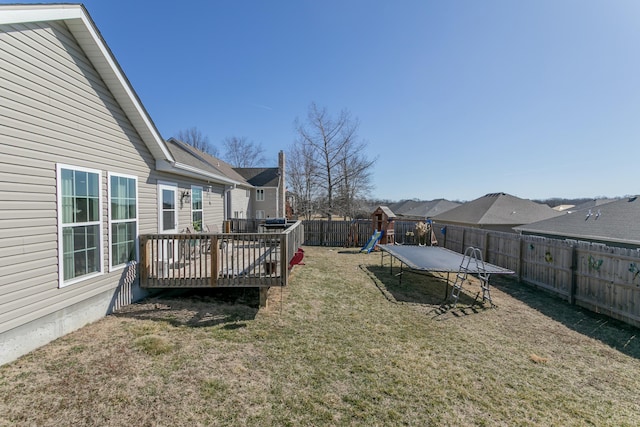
[139,220,304,288]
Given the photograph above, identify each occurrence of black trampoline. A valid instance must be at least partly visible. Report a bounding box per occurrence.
[378,244,514,304]
[379,245,513,274]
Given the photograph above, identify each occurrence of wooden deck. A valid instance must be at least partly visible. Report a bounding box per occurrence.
[139,221,304,289]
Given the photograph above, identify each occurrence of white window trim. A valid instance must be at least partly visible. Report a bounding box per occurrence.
[256,188,265,202]
[56,163,104,288]
[256,210,265,219]
[157,180,178,233]
[191,185,203,231]
[108,172,139,272]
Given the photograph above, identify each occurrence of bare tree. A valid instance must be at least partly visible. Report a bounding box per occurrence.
[175,127,218,156]
[294,102,376,220]
[222,136,266,167]
[287,142,319,220]
[336,145,375,219]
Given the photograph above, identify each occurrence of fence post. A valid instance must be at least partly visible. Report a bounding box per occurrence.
[442,226,447,248]
[483,232,489,261]
[281,234,287,286]
[569,243,577,305]
[140,236,148,285]
[517,237,524,281]
[461,227,466,252]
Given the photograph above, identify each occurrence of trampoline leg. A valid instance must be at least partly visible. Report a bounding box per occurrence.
[444,272,450,300]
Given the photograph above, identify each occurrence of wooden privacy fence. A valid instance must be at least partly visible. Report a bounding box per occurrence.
[437,225,640,328]
[302,219,435,247]
[304,220,372,247]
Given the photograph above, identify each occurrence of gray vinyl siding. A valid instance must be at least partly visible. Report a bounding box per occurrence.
[253,187,279,218]
[204,183,225,228]
[0,20,159,335]
[151,174,225,232]
[231,186,250,219]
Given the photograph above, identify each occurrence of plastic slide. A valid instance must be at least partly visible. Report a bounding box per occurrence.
[361,230,383,254]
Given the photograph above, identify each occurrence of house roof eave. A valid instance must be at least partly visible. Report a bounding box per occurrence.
[156,160,245,187]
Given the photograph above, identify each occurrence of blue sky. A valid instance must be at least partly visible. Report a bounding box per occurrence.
[10,0,640,201]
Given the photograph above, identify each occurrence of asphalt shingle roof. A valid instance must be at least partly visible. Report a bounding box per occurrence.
[400,199,461,218]
[166,138,250,185]
[568,198,618,212]
[235,168,280,187]
[432,192,562,226]
[389,200,423,214]
[515,196,640,246]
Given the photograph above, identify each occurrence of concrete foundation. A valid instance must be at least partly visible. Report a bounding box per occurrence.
[0,283,150,366]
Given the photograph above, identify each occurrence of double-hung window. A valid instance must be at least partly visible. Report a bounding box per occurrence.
[57,165,103,286]
[109,173,138,270]
[256,189,265,202]
[191,186,203,231]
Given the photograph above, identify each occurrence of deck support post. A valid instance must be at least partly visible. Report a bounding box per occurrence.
[259,287,270,308]
[140,236,148,286]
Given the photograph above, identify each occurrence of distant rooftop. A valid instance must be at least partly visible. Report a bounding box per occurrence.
[432,192,562,226]
[515,196,640,248]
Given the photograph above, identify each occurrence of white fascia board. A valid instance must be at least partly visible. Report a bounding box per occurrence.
[0,4,175,163]
[0,5,84,24]
[156,160,243,186]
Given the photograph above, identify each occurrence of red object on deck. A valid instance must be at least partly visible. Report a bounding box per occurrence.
[289,248,305,269]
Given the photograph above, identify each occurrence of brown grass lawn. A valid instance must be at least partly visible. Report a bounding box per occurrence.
[1,246,640,426]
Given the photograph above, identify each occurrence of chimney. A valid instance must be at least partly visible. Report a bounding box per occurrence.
[278,150,286,219]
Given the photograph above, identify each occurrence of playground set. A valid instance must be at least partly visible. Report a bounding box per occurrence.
[358,206,441,254]
[357,206,396,253]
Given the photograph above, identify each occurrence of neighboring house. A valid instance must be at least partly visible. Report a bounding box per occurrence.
[432,192,563,233]
[514,196,640,249]
[395,199,461,220]
[164,139,287,222]
[389,199,423,215]
[0,4,275,365]
[235,151,286,219]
